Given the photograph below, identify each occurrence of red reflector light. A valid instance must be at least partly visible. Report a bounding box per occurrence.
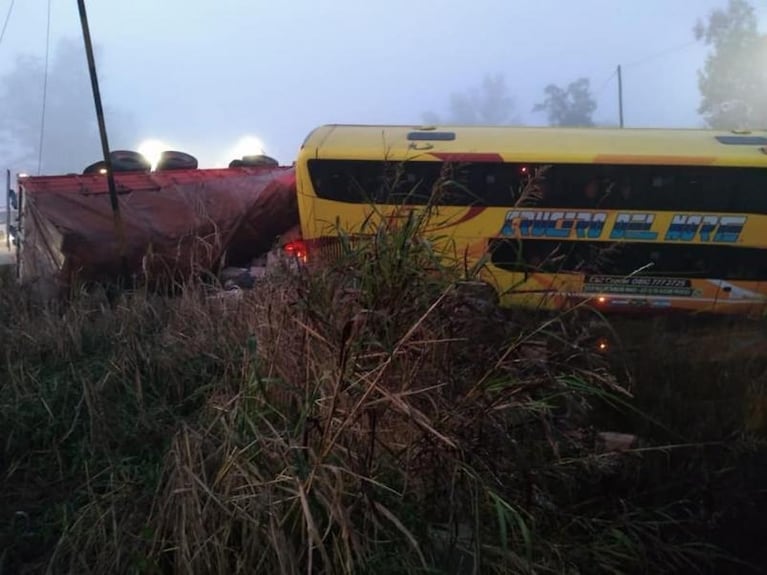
[284,240,308,263]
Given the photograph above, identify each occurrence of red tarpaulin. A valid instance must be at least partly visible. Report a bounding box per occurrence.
[17,165,299,287]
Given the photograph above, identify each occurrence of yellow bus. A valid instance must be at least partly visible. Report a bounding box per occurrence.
[292,124,767,317]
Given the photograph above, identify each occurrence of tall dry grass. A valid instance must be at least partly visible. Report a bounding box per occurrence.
[0,205,765,574]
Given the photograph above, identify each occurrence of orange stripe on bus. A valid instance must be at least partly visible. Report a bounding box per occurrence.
[593,155,718,165]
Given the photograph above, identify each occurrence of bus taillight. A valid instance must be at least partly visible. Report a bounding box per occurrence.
[284,240,308,263]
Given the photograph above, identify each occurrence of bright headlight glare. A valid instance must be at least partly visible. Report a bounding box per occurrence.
[137,139,171,170]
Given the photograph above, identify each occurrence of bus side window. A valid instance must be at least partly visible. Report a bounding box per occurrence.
[743,170,767,214]
[617,178,633,208]
[600,177,633,209]
[482,165,515,205]
[541,166,576,208]
[583,178,600,207]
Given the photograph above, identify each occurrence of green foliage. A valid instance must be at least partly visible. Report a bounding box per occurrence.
[694,0,767,129]
[533,77,597,127]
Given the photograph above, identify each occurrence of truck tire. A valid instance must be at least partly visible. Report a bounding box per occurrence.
[82,150,151,174]
[155,151,198,171]
[240,154,278,167]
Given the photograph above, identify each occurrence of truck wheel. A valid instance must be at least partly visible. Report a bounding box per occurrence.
[82,151,151,174]
[240,154,278,167]
[110,150,151,172]
[155,151,198,171]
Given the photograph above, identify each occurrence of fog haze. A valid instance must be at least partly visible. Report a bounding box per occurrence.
[1,0,765,173]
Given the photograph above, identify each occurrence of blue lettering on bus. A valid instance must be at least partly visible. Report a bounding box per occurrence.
[501,210,606,239]
[699,217,718,242]
[714,223,745,243]
[501,211,747,244]
[664,215,746,243]
[609,213,659,241]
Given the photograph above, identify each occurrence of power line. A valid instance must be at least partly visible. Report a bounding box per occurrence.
[587,38,699,112]
[591,39,700,127]
[0,0,15,48]
[622,40,698,69]
[594,39,699,97]
[36,0,52,175]
[594,69,617,99]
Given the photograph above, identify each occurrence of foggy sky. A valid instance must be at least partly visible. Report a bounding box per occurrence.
[1,0,766,172]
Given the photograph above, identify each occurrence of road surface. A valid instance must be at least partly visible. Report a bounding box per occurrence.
[0,242,14,268]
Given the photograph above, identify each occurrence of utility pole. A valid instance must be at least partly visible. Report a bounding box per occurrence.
[77,0,128,281]
[617,64,624,128]
[5,169,10,251]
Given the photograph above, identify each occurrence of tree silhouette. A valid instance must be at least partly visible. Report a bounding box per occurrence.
[423,74,517,125]
[694,0,766,129]
[533,77,597,127]
[0,37,137,175]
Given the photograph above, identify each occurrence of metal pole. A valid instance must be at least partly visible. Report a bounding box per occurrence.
[617,65,624,128]
[77,0,127,282]
[15,175,22,281]
[5,170,9,250]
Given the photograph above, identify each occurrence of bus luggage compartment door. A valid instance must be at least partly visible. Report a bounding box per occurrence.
[710,279,765,318]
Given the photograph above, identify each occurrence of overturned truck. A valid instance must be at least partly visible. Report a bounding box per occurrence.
[11,157,300,292]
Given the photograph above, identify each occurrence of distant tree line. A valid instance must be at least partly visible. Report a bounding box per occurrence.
[424,0,765,130]
[423,73,598,128]
[0,38,136,176]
